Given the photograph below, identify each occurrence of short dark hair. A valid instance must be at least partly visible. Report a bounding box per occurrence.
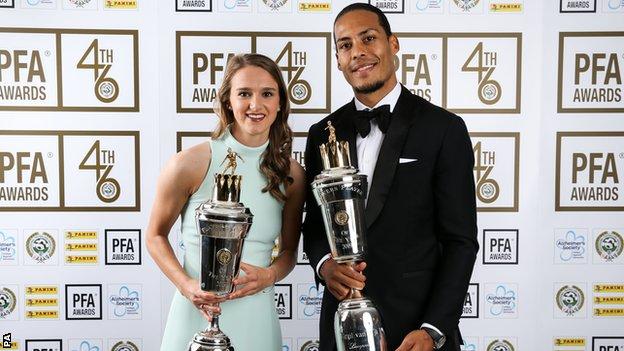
[333,3,393,40]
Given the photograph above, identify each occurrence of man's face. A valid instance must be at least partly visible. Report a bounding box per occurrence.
[333,10,399,95]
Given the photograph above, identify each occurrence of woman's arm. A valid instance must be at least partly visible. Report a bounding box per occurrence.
[229,158,306,298]
[146,143,226,313]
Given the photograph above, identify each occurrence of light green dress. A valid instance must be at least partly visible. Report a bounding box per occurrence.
[160,128,284,351]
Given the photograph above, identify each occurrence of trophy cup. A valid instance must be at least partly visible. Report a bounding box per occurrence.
[311,122,387,351]
[188,149,254,351]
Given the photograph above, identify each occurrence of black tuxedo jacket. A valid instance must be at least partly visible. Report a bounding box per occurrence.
[302,87,479,351]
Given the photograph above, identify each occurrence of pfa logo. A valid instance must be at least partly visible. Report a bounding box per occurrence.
[25,339,63,351]
[65,284,102,320]
[105,229,141,265]
[0,28,138,111]
[0,131,140,211]
[485,284,517,318]
[0,229,18,265]
[594,230,624,263]
[274,284,292,319]
[560,0,596,12]
[461,283,479,318]
[554,229,588,264]
[555,132,624,211]
[483,229,518,264]
[0,286,17,320]
[394,35,443,105]
[558,32,624,113]
[297,283,323,319]
[593,337,624,351]
[176,31,330,114]
[447,35,520,112]
[108,284,141,319]
[554,284,586,318]
[470,133,519,211]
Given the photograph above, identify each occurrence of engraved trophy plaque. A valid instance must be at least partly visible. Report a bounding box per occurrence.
[188,149,254,351]
[311,122,387,351]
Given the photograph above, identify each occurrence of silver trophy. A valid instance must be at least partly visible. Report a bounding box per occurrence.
[311,122,387,351]
[188,149,253,351]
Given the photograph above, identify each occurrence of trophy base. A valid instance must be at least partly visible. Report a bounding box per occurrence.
[188,328,234,351]
[334,296,387,351]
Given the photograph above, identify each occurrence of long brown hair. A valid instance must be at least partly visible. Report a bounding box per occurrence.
[212,53,293,202]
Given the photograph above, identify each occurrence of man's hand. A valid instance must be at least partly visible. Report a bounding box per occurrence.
[395,330,434,351]
[319,258,366,300]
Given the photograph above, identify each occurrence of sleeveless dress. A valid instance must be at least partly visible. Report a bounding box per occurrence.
[160,128,284,351]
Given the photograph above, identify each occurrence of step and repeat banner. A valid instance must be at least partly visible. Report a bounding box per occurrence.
[1,0,622,350]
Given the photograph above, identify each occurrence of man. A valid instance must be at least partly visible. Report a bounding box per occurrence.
[302,4,478,351]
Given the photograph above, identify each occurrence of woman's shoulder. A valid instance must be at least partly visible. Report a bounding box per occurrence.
[163,141,212,193]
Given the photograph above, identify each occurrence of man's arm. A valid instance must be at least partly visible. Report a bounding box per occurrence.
[422,115,479,335]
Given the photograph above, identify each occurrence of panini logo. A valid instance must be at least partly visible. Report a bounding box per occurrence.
[560,0,596,12]
[369,0,404,13]
[176,0,211,11]
[26,286,57,295]
[64,230,98,265]
[554,337,585,350]
[470,133,520,212]
[104,0,137,9]
[298,2,330,12]
[274,284,292,319]
[394,33,521,113]
[0,131,140,211]
[0,28,138,111]
[2,333,17,350]
[489,3,522,12]
[461,283,479,318]
[555,132,624,211]
[176,31,331,114]
[105,229,141,265]
[593,283,624,317]
[558,32,624,113]
[65,284,102,320]
[25,339,63,351]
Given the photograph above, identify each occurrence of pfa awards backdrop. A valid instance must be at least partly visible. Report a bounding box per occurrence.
[0,1,623,351]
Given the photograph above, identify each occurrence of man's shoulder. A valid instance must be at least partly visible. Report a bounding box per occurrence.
[406,91,465,129]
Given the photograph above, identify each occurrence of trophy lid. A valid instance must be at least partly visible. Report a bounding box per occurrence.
[319,121,354,170]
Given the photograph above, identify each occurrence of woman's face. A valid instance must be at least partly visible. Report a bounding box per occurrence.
[228,65,281,141]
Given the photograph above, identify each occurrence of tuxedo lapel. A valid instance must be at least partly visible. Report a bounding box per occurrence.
[365,88,419,228]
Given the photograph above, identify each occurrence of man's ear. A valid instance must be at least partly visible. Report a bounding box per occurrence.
[335,52,343,71]
[390,34,400,55]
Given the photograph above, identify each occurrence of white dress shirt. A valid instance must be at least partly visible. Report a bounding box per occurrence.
[313,82,444,337]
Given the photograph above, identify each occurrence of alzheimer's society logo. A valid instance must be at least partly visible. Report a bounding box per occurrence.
[0,230,17,264]
[108,285,140,319]
[297,284,323,319]
[485,284,517,318]
[71,340,100,351]
[555,229,587,263]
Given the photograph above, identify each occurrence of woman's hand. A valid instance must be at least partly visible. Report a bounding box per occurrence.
[180,277,226,319]
[228,263,277,300]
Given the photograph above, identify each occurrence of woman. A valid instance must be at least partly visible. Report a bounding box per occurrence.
[146,53,305,350]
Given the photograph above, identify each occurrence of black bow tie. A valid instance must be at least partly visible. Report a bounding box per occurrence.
[353,104,392,138]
